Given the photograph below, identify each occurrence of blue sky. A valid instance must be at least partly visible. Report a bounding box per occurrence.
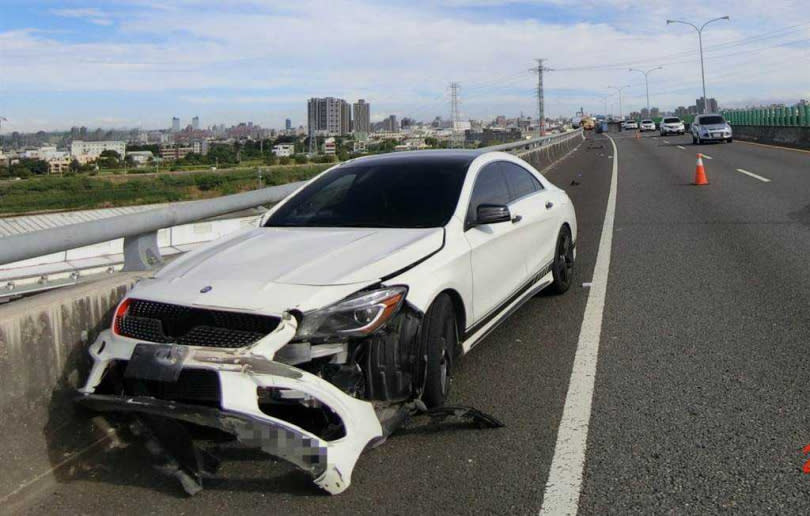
[1,0,808,132]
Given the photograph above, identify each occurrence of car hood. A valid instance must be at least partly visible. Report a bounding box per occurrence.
[138,226,444,313]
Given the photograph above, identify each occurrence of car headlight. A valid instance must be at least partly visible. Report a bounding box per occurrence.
[295,286,407,340]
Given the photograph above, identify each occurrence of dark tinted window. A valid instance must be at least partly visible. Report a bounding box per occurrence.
[265,160,468,228]
[699,115,725,125]
[467,164,509,223]
[501,162,542,200]
[663,117,681,123]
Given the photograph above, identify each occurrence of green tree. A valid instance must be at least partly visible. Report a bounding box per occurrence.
[69,159,81,173]
[98,149,121,169]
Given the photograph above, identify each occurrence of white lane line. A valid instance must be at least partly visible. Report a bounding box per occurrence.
[540,134,618,515]
[676,145,686,150]
[736,168,771,182]
[700,154,713,160]
[663,140,670,144]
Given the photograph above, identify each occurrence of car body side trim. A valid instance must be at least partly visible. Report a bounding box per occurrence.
[462,257,554,342]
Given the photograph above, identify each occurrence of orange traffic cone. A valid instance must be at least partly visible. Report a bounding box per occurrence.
[694,153,709,185]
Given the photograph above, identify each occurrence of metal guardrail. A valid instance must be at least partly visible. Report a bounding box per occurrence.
[0,129,583,275]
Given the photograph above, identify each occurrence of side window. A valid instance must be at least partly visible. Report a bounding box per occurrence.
[500,162,542,201]
[467,163,509,224]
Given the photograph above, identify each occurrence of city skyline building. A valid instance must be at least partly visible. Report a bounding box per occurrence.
[192,116,199,130]
[307,97,352,135]
[697,97,718,113]
[171,117,180,132]
[353,99,371,134]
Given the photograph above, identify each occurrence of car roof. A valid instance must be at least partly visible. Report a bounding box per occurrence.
[340,149,482,169]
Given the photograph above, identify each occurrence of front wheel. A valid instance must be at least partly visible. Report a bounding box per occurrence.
[419,294,456,408]
[727,137,733,143]
[549,226,574,295]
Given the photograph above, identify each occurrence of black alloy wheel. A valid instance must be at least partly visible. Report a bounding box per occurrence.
[549,226,574,295]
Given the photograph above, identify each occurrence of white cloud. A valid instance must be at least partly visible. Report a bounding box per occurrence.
[2,0,809,130]
[49,7,114,26]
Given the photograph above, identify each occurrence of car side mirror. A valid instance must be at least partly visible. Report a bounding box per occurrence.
[476,204,511,225]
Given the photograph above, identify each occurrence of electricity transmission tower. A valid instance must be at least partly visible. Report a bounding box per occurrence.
[531,59,552,136]
[449,82,462,148]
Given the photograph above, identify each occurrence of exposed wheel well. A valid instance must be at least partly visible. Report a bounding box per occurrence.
[434,289,465,357]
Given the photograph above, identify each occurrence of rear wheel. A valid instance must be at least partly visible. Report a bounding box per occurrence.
[419,294,456,408]
[549,226,574,295]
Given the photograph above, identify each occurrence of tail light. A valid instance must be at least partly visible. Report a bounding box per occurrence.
[112,298,131,335]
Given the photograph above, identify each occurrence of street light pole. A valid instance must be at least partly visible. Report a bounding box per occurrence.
[629,66,662,115]
[608,85,631,119]
[666,16,730,114]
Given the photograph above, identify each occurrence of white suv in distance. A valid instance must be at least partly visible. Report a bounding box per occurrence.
[640,119,656,132]
[622,120,639,130]
[660,117,685,136]
[691,114,733,144]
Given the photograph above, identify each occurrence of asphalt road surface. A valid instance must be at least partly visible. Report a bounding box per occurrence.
[17,133,810,515]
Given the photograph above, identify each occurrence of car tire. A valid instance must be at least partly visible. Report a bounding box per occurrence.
[419,294,456,408]
[727,137,733,143]
[549,226,574,295]
[692,135,697,144]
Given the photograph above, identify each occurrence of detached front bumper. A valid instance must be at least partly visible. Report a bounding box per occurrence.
[77,327,383,495]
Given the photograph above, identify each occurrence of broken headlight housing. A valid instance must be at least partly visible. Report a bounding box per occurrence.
[295,286,407,340]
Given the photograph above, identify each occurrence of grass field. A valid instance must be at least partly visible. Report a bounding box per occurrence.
[0,164,330,216]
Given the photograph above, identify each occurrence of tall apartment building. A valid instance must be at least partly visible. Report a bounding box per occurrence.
[307,97,351,135]
[285,118,292,131]
[192,116,200,130]
[353,99,371,134]
[384,114,398,132]
[696,97,718,114]
[171,117,180,132]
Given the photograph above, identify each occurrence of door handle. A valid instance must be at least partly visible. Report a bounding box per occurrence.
[545,201,554,210]
[511,215,523,224]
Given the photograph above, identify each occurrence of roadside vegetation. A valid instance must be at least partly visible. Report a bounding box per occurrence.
[0,164,329,216]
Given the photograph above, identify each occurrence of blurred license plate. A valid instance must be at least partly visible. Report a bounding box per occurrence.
[124,343,189,382]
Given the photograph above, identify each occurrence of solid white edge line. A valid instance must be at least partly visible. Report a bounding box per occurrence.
[736,168,771,182]
[539,135,618,515]
[676,145,686,150]
[701,154,712,160]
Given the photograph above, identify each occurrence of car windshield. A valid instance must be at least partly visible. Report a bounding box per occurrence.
[700,116,725,125]
[663,117,681,123]
[264,159,469,228]
[642,120,653,123]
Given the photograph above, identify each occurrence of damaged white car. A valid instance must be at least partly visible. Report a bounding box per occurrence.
[76,150,577,495]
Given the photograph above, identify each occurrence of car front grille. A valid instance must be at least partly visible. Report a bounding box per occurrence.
[117,298,280,349]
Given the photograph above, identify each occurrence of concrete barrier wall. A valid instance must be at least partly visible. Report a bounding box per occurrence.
[731,125,810,149]
[0,273,140,507]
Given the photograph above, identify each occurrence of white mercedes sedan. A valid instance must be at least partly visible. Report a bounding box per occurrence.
[77,150,577,495]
